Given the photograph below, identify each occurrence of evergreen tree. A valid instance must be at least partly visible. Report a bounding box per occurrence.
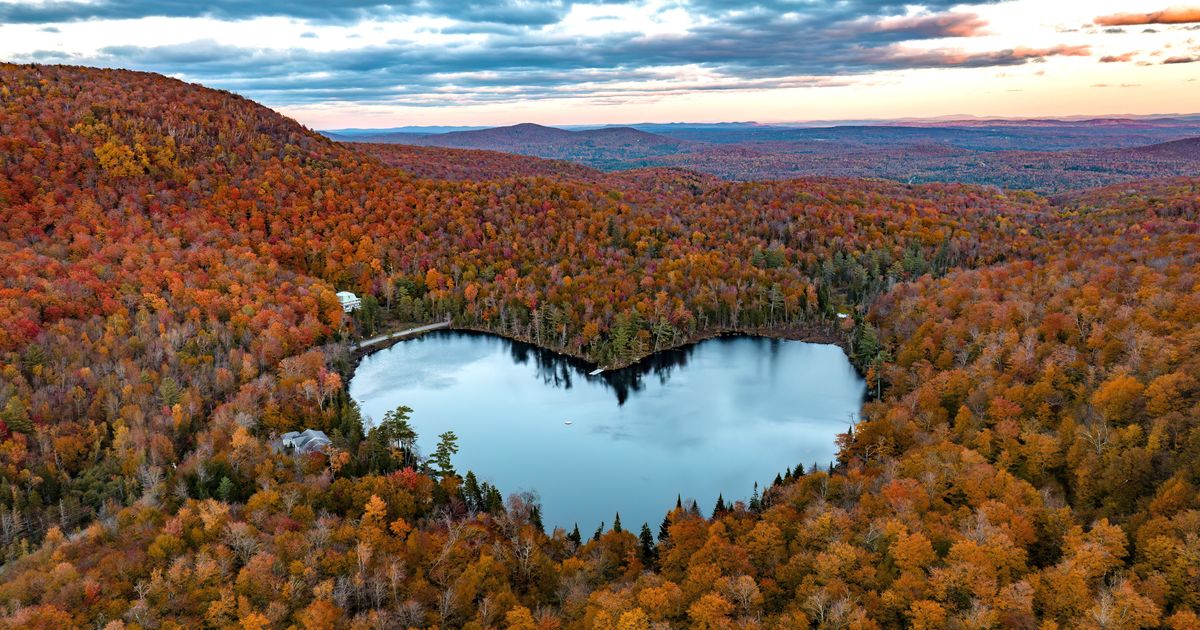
[639,523,657,566]
[375,404,418,467]
[568,523,582,546]
[852,320,881,365]
[689,499,701,517]
[773,473,783,487]
[427,430,459,478]
[485,485,504,514]
[593,522,604,542]
[0,398,32,435]
[659,513,672,542]
[749,482,762,513]
[613,512,622,533]
[463,471,483,512]
[530,505,543,533]
[713,494,727,516]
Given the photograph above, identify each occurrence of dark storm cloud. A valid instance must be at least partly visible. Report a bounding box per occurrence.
[9,0,1095,107]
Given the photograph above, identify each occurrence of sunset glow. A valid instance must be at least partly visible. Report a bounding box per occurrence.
[2,0,1198,127]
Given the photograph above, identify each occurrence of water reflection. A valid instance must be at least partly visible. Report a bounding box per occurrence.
[350,330,864,532]
[497,331,788,404]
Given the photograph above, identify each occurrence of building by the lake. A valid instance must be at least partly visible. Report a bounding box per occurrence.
[281,429,332,454]
[336,291,361,312]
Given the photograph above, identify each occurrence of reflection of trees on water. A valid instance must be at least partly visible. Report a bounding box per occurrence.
[506,334,702,405]
[429,330,785,404]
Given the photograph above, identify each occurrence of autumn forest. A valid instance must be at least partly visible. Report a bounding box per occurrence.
[1,63,1200,629]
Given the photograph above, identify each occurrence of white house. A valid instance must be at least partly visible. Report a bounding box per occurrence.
[281,429,332,454]
[336,291,362,313]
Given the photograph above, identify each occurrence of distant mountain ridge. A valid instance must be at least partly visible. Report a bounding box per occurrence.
[337,122,696,168]
[1132,136,1200,159]
[322,113,1200,137]
[329,121,1200,192]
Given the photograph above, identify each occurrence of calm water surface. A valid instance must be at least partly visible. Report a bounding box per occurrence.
[350,331,865,533]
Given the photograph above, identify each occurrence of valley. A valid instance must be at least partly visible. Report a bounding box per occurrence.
[0,62,1198,628]
[330,120,1200,193]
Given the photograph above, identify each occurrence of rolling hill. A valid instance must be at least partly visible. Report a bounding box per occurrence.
[2,63,1200,628]
[1132,136,1200,160]
[329,121,1200,192]
[336,122,697,167]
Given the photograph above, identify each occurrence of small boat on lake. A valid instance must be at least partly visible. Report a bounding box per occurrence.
[564,420,573,426]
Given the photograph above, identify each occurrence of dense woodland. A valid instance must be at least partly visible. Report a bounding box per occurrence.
[0,63,1198,628]
[342,123,1200,193]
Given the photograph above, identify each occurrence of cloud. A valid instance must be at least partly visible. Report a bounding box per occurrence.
[4,0,1110,109]
[0,0,579,26]
[1095,7,1200,26]
[854,12,990,38]
[873,44,1090,69]
[1164,55,1199,63]
[1099,52,1137,62]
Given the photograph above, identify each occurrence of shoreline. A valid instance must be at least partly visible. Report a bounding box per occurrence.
[342,319,852,383]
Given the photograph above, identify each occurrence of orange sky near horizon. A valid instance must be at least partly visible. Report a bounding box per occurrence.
[1,0,1198,127]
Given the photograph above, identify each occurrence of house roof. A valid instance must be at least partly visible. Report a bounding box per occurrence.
[281,428,331,452]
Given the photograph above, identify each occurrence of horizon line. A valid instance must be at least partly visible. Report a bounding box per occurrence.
[316,112,1200,132]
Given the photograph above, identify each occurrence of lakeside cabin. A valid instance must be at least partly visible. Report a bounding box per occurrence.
[337,291,362,313]
[281,429,332,454]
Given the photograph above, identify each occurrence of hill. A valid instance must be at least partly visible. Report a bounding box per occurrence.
[360,143,605,182]
[647,140,1200,192]
[344,122,696,167]
[1132,136,1200,160]
[334,120,1200,192]
[1,63,1199,629]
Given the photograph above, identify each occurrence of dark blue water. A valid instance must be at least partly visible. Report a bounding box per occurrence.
[349,331,865,533]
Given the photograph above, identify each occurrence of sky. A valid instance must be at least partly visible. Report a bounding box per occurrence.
[1,1,1199,128]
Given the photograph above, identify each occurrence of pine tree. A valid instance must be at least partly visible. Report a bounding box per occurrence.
[659,513,672,542]
[713,494,727,516]
[613,512,622,533]
[485,485,504,514]
[773,473,783,487]
[530,505,543,533]
[689,499,701,517]
[639,523,657,566]
[568,523,582,546]
[426,431,459,478]
[463,471,483,511]
[593,522,605,542]
[749,482,762,513]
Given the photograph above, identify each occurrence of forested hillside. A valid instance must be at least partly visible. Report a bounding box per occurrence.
[342,122,1200,193]
[1,64,1198,629]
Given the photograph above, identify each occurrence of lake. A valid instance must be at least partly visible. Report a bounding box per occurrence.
[349,330,866,534]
